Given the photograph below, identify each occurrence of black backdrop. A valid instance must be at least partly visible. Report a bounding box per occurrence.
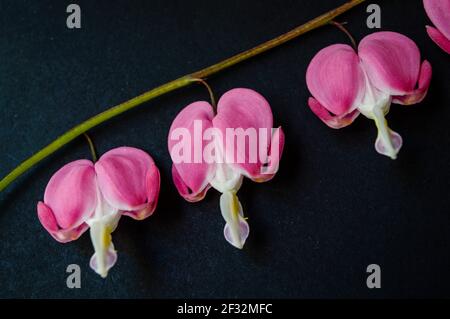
[0,0,449,298]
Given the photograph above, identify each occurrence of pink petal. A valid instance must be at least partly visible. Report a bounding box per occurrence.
[212,88,279,179]
[308,97,360,129]
[95,147,160,213]
[42,159,96,231]
[306,44,365,116]
[172,164,211,202]
[249,126,285,183]
[168,101,216,200]
[121,162,160,220]
[426,26,450,54]
[359,31,422,96]
[37,202,89,243]
[424,0,450,41]
[392,60,432,105]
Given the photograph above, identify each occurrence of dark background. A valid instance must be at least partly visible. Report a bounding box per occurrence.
[0,0,449,298]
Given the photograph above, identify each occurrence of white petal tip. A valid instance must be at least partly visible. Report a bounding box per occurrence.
[89,248,117,278]
[227,240,245,250]
[228,239,244,249]
[375,128,403,160]
[224,219,249,250]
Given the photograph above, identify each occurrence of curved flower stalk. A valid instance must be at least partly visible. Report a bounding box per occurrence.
[0,0,366,194]
[37,147,160,278]
[424,0,450,54]
[306,31,432,159]
[168,88,285,249]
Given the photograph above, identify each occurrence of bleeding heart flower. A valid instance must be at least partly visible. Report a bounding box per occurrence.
[306,31,432,159]
[424,0,450,54]
[168,88,284,249]
[37,147,160,278]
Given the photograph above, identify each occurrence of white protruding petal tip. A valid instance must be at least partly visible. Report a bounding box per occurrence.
[220,191,249,249]
[89,245,117,278]
[224,216,249,249]
[375,129,403,160]
[88,213,120,278]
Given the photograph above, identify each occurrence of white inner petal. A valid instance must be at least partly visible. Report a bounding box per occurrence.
[86,187,121,278]
[219,191,249,249]
[358,70,392,119]
[210,163,243,193]
[357,69,402,159]
[209,138,243,193]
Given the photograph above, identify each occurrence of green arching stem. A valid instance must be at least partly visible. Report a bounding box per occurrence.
[0,0,366,193]
[0,76,192,192]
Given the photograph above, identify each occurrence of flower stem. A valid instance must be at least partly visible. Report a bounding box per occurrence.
[83,133,98,162]
[0,0,365,193]
[192,78,217,109]
[329,21,357,49]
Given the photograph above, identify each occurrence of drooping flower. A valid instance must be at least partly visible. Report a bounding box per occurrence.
[168,88,284,249]
[37,147,160,278]
[424,0,450,54]
[306,31,432,159]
